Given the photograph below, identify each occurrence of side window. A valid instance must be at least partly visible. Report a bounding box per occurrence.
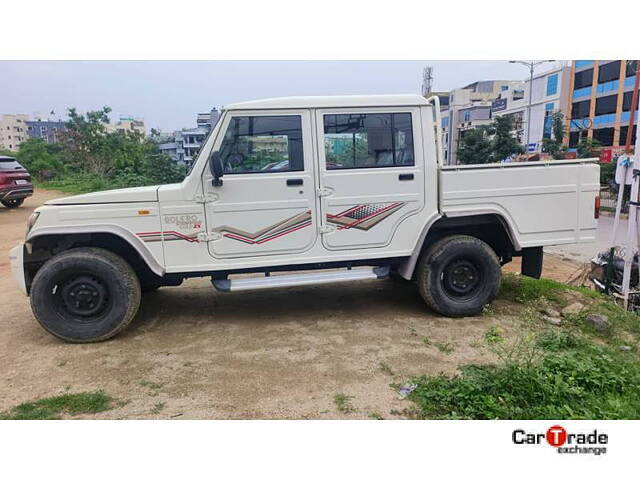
[219,115,303,173]
[323,113,414,170]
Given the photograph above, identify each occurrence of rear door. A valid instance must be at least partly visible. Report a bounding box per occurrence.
[203,110,318,259]
[315,107,425,250]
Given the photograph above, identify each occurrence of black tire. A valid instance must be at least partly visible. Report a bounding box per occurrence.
[2,198,25,209]
[416,235,501,317]
[30,247,141,343]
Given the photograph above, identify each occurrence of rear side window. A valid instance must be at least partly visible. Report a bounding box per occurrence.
[218,115,303,174]
[0,159,24,170]
[323,113,414,169]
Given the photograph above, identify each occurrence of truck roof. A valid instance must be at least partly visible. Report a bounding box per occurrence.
[225,94,430,111]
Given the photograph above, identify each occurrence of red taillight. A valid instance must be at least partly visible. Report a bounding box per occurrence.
[595,194,600,219]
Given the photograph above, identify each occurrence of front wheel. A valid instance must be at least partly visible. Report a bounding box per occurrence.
[2,198,25,209]
[30,247,141,342]
[416,235,501,317]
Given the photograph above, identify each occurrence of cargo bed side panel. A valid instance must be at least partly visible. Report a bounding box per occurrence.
[439,161,599,249]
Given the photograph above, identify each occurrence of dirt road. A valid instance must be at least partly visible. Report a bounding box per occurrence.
[0,190,582,419]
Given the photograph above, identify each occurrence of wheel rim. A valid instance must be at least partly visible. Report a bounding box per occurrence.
[55,274,110,319]
[441,259,481,298]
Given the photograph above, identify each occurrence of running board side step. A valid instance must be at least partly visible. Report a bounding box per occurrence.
[212,266,390,292]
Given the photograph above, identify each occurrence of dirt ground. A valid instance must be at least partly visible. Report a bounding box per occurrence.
[0,190,583,419]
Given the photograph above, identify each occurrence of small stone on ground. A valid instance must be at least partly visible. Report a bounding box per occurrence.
[585,313,610,332]
[562,302,584,316]
[544,315,562,326]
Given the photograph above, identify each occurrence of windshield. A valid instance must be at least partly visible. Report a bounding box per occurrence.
[0,159,24,170]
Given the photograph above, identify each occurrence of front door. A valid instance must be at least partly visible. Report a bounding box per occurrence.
[203,110,318,259]
[315,108,425,250]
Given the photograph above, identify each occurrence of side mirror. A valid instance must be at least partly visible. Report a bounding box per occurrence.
[210,151,224,186]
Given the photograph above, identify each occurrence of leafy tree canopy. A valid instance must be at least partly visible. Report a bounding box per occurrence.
[13,107,186,190]
[458,115,524,165]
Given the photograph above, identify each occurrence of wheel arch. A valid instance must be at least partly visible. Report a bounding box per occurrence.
[25,225,165,294]
[396,213,520,280]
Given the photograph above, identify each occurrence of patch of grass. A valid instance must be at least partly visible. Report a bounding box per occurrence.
[561,298,640,348]
[435,342,455,354]
[334,393,355,414]
[151,402,165,415]
[536,330,582,351]
[484,326,505,345]
[368,412,383,420]
[422,336,432,346]
[406,342,640,419]
[499,274,566,305]
[35,172,157,195]
[378,362,395,376]
[0,391,112,420]
[408,327,418,337]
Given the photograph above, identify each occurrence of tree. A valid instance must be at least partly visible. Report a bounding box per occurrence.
[457,126,494,165]
[541,112,566,159]
[577,137,601,159]
[491,115,524,162]
[144,153,187,184]
[458,115,523,165]
[13,105,187,192]
[15,138,64,179]
[58,106,112,175]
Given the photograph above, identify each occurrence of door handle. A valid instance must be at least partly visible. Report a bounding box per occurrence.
[287,178,303,186]
[398,173,414,181]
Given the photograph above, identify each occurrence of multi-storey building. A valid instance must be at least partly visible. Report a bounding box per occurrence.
[26,120,67,144]
[158,108,221,166]
[492,64,571,153]
[566,60,638,152]
[441,80,522,164]
[106,116,146,136]
[0,114,30,152]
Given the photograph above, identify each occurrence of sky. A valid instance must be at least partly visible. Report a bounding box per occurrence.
[0,61,561,132]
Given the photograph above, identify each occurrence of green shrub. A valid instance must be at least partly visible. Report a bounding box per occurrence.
[536,330,582,351]
[407,344,640,419]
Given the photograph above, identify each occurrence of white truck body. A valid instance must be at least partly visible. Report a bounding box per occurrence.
[9,94,600,342]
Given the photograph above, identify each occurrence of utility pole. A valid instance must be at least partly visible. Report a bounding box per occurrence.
[509,60,555,151]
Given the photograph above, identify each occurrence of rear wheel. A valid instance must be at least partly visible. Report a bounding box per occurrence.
[416,235,501,317]
[2,198,25,209]
[30,247,141,342]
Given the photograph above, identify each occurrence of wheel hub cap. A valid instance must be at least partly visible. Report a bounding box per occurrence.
[443,260,480,296]
[60,275,107,317]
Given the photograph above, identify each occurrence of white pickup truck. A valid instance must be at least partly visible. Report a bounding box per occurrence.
[9,95,600,342]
